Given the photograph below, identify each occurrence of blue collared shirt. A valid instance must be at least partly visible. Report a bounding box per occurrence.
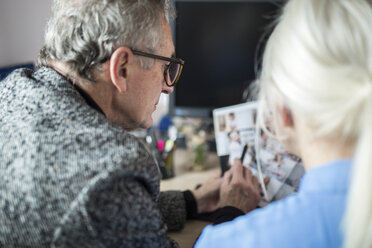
[195,159,351,248]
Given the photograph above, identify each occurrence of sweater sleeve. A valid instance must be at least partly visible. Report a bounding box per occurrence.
[158,191,188,231]
[158,190,244,232]
[51,175,179,248]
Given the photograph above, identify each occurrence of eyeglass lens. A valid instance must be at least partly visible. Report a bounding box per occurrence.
[167,62,180,85]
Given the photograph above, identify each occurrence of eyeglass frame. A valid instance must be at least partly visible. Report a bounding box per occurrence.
[131,49,184,87]
[100,48,184,87]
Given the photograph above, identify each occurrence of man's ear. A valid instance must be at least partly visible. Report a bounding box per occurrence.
[278,105,295,127]
[109,47,132,93]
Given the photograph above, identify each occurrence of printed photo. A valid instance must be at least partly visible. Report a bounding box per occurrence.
[213,102,304,203]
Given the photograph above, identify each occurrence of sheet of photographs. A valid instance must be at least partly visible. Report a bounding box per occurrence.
[213,101,305,204]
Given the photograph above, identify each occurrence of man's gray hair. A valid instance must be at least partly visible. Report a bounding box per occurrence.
[37,0,175,81]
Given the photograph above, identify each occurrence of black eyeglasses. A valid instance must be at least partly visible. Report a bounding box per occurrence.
[100,48,184,87]
[131,49,184,87]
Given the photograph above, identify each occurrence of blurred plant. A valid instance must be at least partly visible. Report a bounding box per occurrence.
[191,130,207,170]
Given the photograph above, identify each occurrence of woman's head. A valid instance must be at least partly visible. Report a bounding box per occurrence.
[257,1,372,247]
[259,0,372,145]
[229,130,240,143]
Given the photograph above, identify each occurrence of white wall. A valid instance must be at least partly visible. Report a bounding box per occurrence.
[0,0,52,67]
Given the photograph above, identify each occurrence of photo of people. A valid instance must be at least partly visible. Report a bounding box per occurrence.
[213,102,304,203]
[227,130,244,166]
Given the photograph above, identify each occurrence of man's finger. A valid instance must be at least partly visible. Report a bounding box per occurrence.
[243,167,253,181]
[223,169,233,185]
[252,175,259,189]
[264,176,270,185]
[231,158,244,183]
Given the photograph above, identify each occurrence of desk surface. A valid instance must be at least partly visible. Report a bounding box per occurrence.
[161,149,220,248]
[167,219,211,248]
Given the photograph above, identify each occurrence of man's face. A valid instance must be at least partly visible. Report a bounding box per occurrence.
[118,17,175,130]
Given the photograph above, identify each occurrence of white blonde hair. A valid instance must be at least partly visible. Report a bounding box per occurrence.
[37,0,175,81]
[258,0,372,247]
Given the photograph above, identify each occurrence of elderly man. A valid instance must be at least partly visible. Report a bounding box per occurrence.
[0,0,261,247]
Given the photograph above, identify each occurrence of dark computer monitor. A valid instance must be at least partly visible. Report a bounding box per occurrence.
[169,0,284,118]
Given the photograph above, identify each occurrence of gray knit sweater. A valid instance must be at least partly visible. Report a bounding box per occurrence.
[0,67,186,247]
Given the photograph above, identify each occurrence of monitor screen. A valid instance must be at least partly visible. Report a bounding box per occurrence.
[169,0,284,118]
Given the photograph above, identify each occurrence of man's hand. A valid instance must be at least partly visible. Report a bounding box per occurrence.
[219,159,261,213]
[192,173,222,213]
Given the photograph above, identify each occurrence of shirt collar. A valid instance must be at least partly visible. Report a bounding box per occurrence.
[50,67,105,116]
[72,83,105,116]
[299,159,352,193]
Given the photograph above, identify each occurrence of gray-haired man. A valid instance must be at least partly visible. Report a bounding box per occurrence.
[0,0,261,247]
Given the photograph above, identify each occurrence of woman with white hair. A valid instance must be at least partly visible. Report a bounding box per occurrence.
[195,0,372,247]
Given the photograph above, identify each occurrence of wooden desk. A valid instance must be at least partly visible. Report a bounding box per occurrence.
[160,149,220,248]
[167,220,211,248]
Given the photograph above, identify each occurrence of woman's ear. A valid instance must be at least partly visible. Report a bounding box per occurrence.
[278,105,295,127]
[109,46,132,93]
[274,104,300,156]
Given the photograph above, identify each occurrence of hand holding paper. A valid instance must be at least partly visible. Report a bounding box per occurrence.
[218,159,261,213]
